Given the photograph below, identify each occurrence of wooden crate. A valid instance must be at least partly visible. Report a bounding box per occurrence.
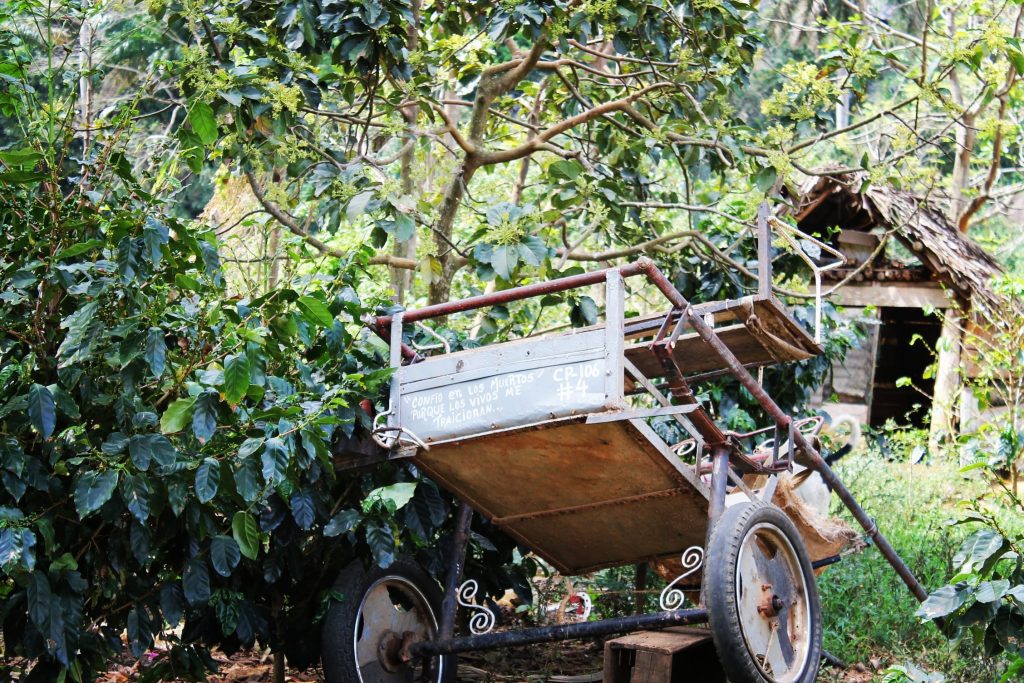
[603,627,726,683]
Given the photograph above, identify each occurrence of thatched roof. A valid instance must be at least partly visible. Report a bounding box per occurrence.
[786,174,1003,311]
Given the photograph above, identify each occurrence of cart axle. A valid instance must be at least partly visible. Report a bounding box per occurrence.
[409,607,709,657]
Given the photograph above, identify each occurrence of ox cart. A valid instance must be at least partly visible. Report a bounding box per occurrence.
[322,210,930,683]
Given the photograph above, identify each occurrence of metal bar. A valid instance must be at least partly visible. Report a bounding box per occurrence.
[812,554,842,570]
[622,357,704,444]
[676,361,772,385]
[584,404,700,424]
[650,341,728,446]
[604,270,626,406]
[707,447,730,529]
[438,502,474,640]
[377,261,647,327]
[636,261,931,603]
[757,201,772,299]
[387,313,405,436]
[760,472,780,503]
[411,608,709,657]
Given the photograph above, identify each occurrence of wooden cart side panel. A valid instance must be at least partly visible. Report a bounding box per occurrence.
[395,328,626,444]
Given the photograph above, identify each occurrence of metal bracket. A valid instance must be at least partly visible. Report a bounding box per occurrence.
[585,403,700,425]
[659,546,705,611]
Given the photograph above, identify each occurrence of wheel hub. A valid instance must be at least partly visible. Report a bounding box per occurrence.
[377,629,427,673]
[757,586,787,618]
[376,630,404,672]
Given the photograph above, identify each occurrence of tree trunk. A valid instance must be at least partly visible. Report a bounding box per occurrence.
[390,0,421,305]
[929,310,962,454]
[950,112,976,223]
[78,10,94,152]
[273,652,285,683]
[428,165,475,305]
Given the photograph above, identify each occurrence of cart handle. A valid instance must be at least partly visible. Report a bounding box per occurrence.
[373,257,694,361]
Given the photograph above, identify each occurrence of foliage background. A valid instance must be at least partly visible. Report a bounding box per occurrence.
[3,0,1024,679]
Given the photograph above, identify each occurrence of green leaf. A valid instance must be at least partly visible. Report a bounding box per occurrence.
[549,159,583,180]
[144,327,166,377]
[296,296,334,328]
[324,508,361,537]
[365,482,417,511]
[232,511,260,560]
[954,529,1009,570]
[148,435,178,470]
[120,474,151,523]
[0,170,46,183]
[346,191,374,221]
[26,571,52,629]
[977,579,1011,603]
[490,244,519,281]
[210,535,240,577]
[223,354,251,404]
[570,296,599,327]
[192,391,219,442]
[27,384,56,438]
[175,273,202,291]
[128,435,153,471]
[290,489,315,529]
[915,583,973,620]
[54,239,104,261]
[74,470,119,519]
[261,437,289,485]
[1008,46,1024,75]
[0,148,43,168]
[754,165,778,193]
[161,397,196,434]
[233,458,260,503]
[365,520,396,568]
[189,101,218,146]
[238,437,264,458]
[194,458,220,504]
[182,558,211,605]
[518,235,548,266]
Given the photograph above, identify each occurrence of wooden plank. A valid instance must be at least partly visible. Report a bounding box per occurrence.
[831,282,952,308]
[415,420,709,574]
[606,627,712,654]
[603,628,725,683]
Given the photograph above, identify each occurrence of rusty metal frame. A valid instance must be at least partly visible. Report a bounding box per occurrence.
[371,207,928,666]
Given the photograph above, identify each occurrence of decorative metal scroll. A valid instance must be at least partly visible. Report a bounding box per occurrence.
[456,579,496,635]
[659,546,705,611]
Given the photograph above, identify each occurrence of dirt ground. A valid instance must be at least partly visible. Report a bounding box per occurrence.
[89,641,876,682]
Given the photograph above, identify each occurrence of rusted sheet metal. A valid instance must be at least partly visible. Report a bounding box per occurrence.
[414,417,709,575]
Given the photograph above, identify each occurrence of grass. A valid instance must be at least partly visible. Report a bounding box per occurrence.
[817,449,1010,682]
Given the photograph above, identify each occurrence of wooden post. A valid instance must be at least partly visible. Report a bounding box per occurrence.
[929,310,962,453]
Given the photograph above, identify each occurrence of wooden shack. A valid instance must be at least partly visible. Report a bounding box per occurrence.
[784,175,1003,444]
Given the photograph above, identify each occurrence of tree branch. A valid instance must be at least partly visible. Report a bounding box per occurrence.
[476,82,677,166]
[244,171,416,269]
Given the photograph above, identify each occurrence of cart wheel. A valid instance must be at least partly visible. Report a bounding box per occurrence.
[705,503,822,683]
[322,557,454,683]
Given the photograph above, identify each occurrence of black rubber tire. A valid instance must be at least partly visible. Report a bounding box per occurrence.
[705,503,822,683]
[321,557,455,683]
